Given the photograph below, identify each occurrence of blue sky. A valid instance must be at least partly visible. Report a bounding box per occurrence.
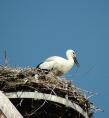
[0,0,109,117]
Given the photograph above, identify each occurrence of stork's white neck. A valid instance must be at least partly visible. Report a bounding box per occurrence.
[66,51,74,71]
[63,54,74,74]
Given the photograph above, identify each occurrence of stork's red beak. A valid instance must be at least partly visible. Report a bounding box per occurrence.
[73,57,80,67]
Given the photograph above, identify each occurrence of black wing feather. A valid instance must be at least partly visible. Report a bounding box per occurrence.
[36,62,43,68]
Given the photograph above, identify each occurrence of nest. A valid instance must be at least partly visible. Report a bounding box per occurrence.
[0,66,94,118]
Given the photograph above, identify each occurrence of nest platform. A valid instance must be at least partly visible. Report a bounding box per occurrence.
[0,66,93,118]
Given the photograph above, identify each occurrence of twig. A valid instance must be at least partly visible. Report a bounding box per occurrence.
[87,93,98,99]
[24,100,46,117]
[4,49,8,67]
[16,99,23,107]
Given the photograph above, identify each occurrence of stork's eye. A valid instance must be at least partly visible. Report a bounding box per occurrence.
[73,52,75,55]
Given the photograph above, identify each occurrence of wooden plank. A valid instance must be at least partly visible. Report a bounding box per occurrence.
[5,91,89,118]
[0,91,23,118]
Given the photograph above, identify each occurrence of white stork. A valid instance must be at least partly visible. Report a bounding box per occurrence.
[37,49,80,76]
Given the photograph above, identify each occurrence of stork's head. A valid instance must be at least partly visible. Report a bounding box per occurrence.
[66,49,80,67]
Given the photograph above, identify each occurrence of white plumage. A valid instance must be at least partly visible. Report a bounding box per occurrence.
[37,49,80,76]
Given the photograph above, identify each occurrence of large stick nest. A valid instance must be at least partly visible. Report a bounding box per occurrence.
[0,66,93,117]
